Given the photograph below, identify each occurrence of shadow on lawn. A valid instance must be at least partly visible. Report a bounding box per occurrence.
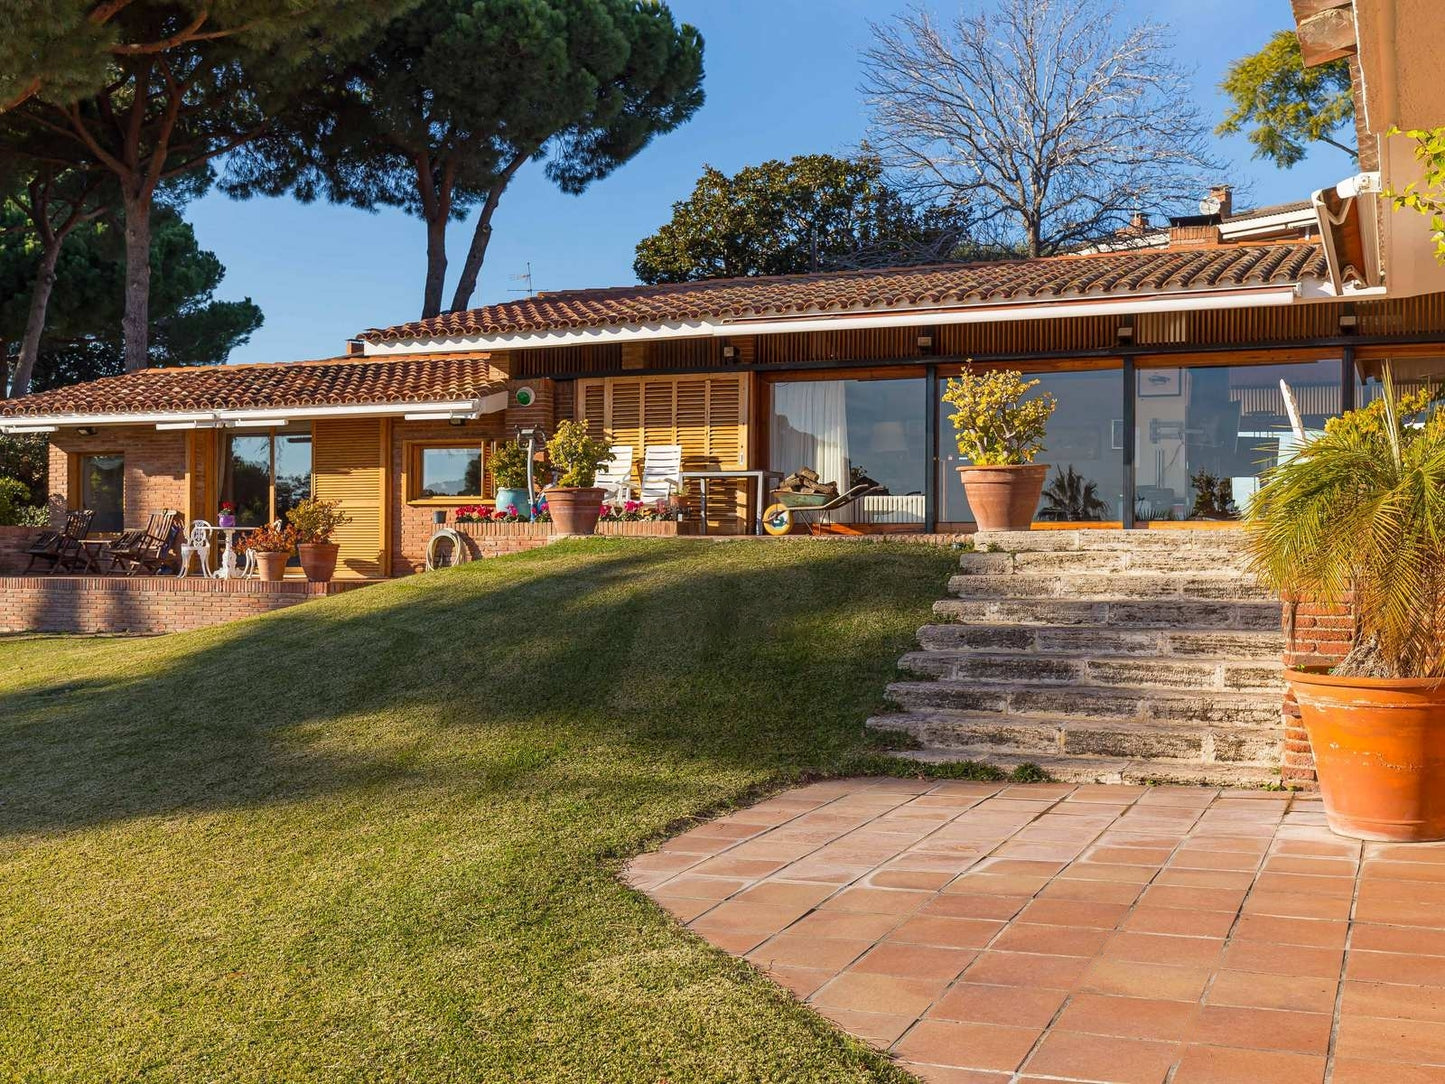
[0,540,951,839]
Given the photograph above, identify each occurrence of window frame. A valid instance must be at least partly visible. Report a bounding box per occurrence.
[403,439,492,506]
[72,451,126,532]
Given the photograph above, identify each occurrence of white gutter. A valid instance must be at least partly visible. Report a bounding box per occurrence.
[0,395,507,434]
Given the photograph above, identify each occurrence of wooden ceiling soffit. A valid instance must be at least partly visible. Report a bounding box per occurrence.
[1293,0,1358,67]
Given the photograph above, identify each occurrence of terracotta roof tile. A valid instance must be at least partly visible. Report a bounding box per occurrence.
[360,243,1330,343]
[0,354,500,419]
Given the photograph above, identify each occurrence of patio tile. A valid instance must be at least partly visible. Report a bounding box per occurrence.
[1120,906,1236,939]
[893,1019,1043,1072]
[811,971,949,1018]
[989,922,1112,958]
[654,873,749,899]
[903,1065,1012,1084]
[1101,931,1224,968]
[1170,1045,1325,1084]
[920,893,1029,921]
[1352,924,1445,957]
[786,910,902,941]
[650,893,715,922]
[852,941,977,982]
[1240,889,1353,920]
[865,869,957,891]
[1054,994,1196,1042]
[928,982,1068,1028]
[817,885,930,915]
[689,901,804,938]
[1205,970,1338,1014]
[1332,1060,1445,1084]
[1036,877,1143,905]
[1334,1014,1445,1065]
[1341,980,1445,1022]
[747,933,872,971]
[889,915,1005,950]
[1346,949,1445,987]
[733,880,837,910]
[1023,1029,1180,1084]
[1232,914,1348,949]
[1016,898,1132,929]
[962,951,1091,990]
[810,1005,915,1046]
[755,964,833,1000]
[684,855,787,879]
[1079,959,1213,1001]
[1185,1005,1331,1055]
[1221,941,1343,979]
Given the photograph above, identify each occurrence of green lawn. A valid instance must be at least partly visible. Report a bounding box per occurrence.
[0,539,1017,1083]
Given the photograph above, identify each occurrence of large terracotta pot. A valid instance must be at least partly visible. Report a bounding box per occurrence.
[958,464,1049,531]
[545,486,606,536]
[1290,670,1445,841]
[297,541,340,583]
[254,551,290,582]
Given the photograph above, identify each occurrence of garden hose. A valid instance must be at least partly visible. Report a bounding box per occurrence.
[425,527,470,571]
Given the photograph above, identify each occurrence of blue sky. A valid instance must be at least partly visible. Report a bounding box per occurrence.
[190,0,1355,364]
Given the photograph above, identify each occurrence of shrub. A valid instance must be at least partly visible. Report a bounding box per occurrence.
[286,497,352,544]
[239,522,298,554]
[490,440,532,490]
[943,364,1056,465]
[0,476,48,526]
[546,420,613,488]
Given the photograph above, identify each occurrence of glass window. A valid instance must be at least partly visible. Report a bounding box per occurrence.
[222,425,313,525]
[80,454,124,532]
[1134,359,1342,521]
[938,368,1126,525]
[417,447,483,499]
[770,378,927,525]
[1358,355,1445,409]
[273,433,313,522]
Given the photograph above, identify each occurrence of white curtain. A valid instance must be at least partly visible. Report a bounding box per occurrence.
[771,382,850,491]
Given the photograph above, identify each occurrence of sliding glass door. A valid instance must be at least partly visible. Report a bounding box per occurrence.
[221,425,313,526]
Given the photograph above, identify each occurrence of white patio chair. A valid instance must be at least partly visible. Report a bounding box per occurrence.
[594,444,635,505]
[179,519,213,579]
[639,444,684,504]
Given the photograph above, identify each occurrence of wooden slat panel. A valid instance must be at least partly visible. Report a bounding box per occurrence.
[313,418,385,579]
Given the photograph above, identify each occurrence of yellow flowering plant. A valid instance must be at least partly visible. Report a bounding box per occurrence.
[943,365,1057,465]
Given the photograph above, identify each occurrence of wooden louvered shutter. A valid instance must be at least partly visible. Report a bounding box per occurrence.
[580,381,606,440]
[312,418,386,579]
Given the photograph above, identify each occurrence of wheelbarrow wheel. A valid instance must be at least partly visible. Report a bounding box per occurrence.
[762,503,793,536]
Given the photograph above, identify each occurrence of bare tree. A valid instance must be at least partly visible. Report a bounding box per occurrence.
[861,0,1224,258]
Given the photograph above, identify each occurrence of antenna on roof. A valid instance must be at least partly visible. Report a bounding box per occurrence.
[509,263,536,299]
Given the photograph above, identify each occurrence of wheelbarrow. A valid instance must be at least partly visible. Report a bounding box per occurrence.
[762,482,880,536]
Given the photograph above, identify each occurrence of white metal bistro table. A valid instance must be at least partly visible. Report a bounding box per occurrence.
[681,470,785,535]
[206,524,259,579]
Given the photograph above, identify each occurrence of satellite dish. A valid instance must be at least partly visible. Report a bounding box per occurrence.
[1199,194,1222,215]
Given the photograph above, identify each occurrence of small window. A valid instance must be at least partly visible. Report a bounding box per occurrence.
[80,453,124,531]
[416,445,483,499]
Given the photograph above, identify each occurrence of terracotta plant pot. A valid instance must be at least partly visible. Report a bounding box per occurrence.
[545,486,606,536]
[1290,670,1445,841]
[296,541,340,583]
[254,551,290,582]
[958,464,1049,531]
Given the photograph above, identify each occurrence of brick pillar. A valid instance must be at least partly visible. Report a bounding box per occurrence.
[1280,598,1355,785]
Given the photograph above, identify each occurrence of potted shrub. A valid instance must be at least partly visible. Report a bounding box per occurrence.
[943,365,1057,531]
[543,420,613,536]
[241,522,297,582]
[490,440,533,519]
[286,497,352,582]
[1247,376,1445,841]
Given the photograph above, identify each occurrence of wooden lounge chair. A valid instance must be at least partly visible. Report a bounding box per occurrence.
[127,513,184,576]
[594,444,635,505]
[639,444,684,504]
[109,510,179,575]
[24,509,95,574]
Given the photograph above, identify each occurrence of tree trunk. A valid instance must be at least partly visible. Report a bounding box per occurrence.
[121,189,152,372]
[422,212,448,319]
[10,239,63,398]
[450,157,527,314]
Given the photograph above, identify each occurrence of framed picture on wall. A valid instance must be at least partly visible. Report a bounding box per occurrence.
[1138,368,1182,397]
[1110,419,1126,451]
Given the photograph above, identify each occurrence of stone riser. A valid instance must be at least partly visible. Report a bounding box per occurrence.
[898,650,1283,693]
[958,551,1256,576]
[886,679,1282,726]
[916,623,1284,660]
[896,748,1282,787]
[969,529,1250,552]
[948,572,1271,602]
[933,597,1283,630]
[869,711,1282,765]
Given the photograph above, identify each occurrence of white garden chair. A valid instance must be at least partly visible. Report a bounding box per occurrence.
[179,519,213,579]
[594,444,635,505]
[639,444,684,504]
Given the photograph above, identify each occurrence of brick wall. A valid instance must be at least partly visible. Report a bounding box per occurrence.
[49,426,189,527]
[0,575,372,634]
[0,526,47,574]
[1281,598,1355,786]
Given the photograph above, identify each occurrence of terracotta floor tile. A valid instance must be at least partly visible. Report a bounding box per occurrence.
[904,1064,1012,1084]
[817,885,931,915]
[702,928,773,954]
[963,950,1091,990]
[1364,860,1445,883]
[1270,838,1361,858]
[685,854,786,879]
[811,970,949,1017]
[1240,890,1353,920]
[890,914,1006,950]
[1023,1029,1180,1084]
[1186,1004,1331,1055]
[1053,994,1196,1042]
[1341,980,1445,1022]
[1335,1014,1445,1065]
[1369,844,1445,865]
[990,922,1112,958]
[1138,884,1247,912]
[811,1005,916,1046]
[1261,854,1357,878]
[886,851,987,874]
[921,893,1029,921]
[1059,863,1160,885]
[1086,845,1176,865]
[1170,1044,1325,1084]
[1168,849,1262,872]
[1153,868,1256,890]
[1354,896,1445,928]
[1205,970,1338,1014]
[1037,877,1143,905]
[1102,931,1224,968]
[945,872,1053,896]
[1079,959,1213,1001]
[1352,924,1445,957]
[747,933,872,971]
[1232,914,1348,949]
[1332,1059,1445,1084]
[654,874,750,900]
[1347,949,1445,987]
[689,901,806,937]
[928,982,1068,1028]
[971,857,1068,878]
[734,880,837,910]
[854,941,977,981]
[786,909,902,941]
[893,1019,1043,1072]
[1220,941,1343,979]
[649,893,715,922]
[775,857,874,883]
[755,963,833,999]
[1253,871,1355,897]
[1121,906,1237,939]
[866,868,957,891]
[1017,898,1132,929]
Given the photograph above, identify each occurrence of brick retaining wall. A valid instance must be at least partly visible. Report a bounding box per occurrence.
[396,519,683,574]
[0,575,373,634]
[0,526,48,575]
[1281,598,1354,786]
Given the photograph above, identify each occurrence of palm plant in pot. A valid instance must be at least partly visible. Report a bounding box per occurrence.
[544,420,614,536]
[286,497,352,582]
[1247,373,1445,841]
[490,440,533,518]
[944,365,1057,531]
[241,521,298,582]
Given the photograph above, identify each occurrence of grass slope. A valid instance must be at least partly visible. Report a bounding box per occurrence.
[0,539,966,1083]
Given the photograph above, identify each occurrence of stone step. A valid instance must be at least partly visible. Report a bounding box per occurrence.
[947,572,1271,602]
[868,710,1282,764]
[932,597,1282,631]
[895,746,1283,787]
[898,650,1283,692]
[970,528,1250,554]
[885,679,1282,726]
[916,624,1284,660]
[958,549,1256,576]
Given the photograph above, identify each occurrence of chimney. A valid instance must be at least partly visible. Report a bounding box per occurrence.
[1168,220,1221,247]
[345,339,365,356]
[1208,184,1234,219]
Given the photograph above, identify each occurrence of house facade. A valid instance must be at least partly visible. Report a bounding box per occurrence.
[3,194,1444,577]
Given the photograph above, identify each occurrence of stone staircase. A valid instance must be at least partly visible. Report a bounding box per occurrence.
[869,529,1286,785]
